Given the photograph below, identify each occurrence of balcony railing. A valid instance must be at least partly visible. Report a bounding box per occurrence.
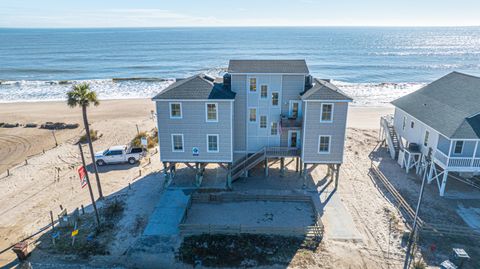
[434,150,480,169]
[280,115,302,128]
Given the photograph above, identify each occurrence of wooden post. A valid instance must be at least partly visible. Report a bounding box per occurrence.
[162,162,168,176]
[136,124,140,135]
[81,204,85,214]
[280,157,285,176]
[78,143,100,225]
[227,163,232,190]
[335,164,341,189]
[25,159,28,165]
[264,158,269,177]
[195,163,200,187]
[302,163,308,188]
[439,170,448,196]
[50,210,56,246]
[52,130,58,147]
[295,157,299,172]
[6,169,9,177]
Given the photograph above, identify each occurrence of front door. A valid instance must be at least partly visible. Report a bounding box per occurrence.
[288,131,300,148]
[289,101,301,119]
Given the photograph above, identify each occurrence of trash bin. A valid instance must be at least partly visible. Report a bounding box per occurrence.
[12,241,29,261]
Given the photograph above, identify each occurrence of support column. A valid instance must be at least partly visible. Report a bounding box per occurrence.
[295,157,299,172]
[302,163,308,188]
[226,163,232,190]
[439,170,448,196]
[264,158,269,177]
[195,162,200,187]
[299,159,303,175]
[280,157,285,177]
[162,162,168,177]
[335,164,341,189]
[427,161,434,183]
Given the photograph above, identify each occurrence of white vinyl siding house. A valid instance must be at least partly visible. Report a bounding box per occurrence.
[389,72,480,196]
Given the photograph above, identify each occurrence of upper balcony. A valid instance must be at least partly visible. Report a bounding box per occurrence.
[434,150,480,171]
[280,114,302,129]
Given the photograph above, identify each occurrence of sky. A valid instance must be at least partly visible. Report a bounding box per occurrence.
[1,0,479,28]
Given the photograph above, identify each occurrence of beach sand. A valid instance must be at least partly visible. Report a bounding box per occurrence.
[0,99,407,268]
[0,99,392,175]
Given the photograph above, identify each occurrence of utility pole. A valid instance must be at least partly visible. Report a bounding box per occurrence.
[403,171,427,269]
[78,143,100,225]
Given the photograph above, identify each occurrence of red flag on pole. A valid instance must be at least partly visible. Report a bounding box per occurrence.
[77,166,88,189]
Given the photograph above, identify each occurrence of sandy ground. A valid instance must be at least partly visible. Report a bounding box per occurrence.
[0,99,426,269]
[185,201,315,227]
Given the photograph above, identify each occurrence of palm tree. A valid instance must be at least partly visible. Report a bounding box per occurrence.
[67,83,103,199]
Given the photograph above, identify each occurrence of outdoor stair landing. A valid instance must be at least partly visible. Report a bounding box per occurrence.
[229,147,301,182]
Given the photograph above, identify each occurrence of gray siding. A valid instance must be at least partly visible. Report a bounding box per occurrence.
[156,100,233,162]
[302,101,348,163]
[450,140,476,157]
[232,75,247,152]
[281,75,305,116]
[437,135,450,155]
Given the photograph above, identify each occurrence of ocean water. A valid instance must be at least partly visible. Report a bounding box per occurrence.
[1,27,479,105]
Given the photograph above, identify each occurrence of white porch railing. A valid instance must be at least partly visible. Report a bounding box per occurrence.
[434,150,480,169]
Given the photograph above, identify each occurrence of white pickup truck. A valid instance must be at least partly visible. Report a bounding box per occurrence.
[95,145,145,166]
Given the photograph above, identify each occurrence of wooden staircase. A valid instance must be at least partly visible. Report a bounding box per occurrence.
[227,147,301,183]
[380,116,400,159]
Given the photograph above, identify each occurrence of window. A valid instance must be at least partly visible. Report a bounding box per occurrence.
[321,103,333,122]
[169,102,182,119]
[318,136,331,153]
[106,150,122,156]
[423,131,430,147]
[207,134,219,152]
[260,116,267,128]
[171,134,184,152]
[206,103,218,122]
[261,85,268,98]
[290,101,300,118]
[249,108,257,122]
[402,117,406,130]
[271,122,278,135]
[411,121,415,128]
[249,78,257,92]
[454,141,464,154]
[272,92,279,106]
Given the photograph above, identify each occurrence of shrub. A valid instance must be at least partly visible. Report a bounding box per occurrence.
[102,199,125,221]
[79,129,99,144]
[131,130,157,149]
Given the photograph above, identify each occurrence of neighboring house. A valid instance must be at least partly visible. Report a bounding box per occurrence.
[386,72,480,196]
[153,60,352,188]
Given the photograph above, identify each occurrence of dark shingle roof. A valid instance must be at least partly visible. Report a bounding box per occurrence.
[152,74,235,100]
[391,72,480,139]
[300,79,353,101]
[228,60,309,74]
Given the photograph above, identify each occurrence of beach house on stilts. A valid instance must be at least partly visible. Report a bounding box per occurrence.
[381,72,480,196]
[153,60,352,189]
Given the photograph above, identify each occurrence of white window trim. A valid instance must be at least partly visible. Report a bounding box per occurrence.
[206,134,219,153]
[260,85,268,98]
[271,122,278,136]
[205,102,218,122]
[289,100,301,118]
[249,107,257,122]
[169,102,182,119]
[171,134,184,152]
[260,115,268,128]
[318,135,331,154]
[249,78,257,92]
[271,92,279,106]
[454,140,464,155]
[320,103,334,123]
